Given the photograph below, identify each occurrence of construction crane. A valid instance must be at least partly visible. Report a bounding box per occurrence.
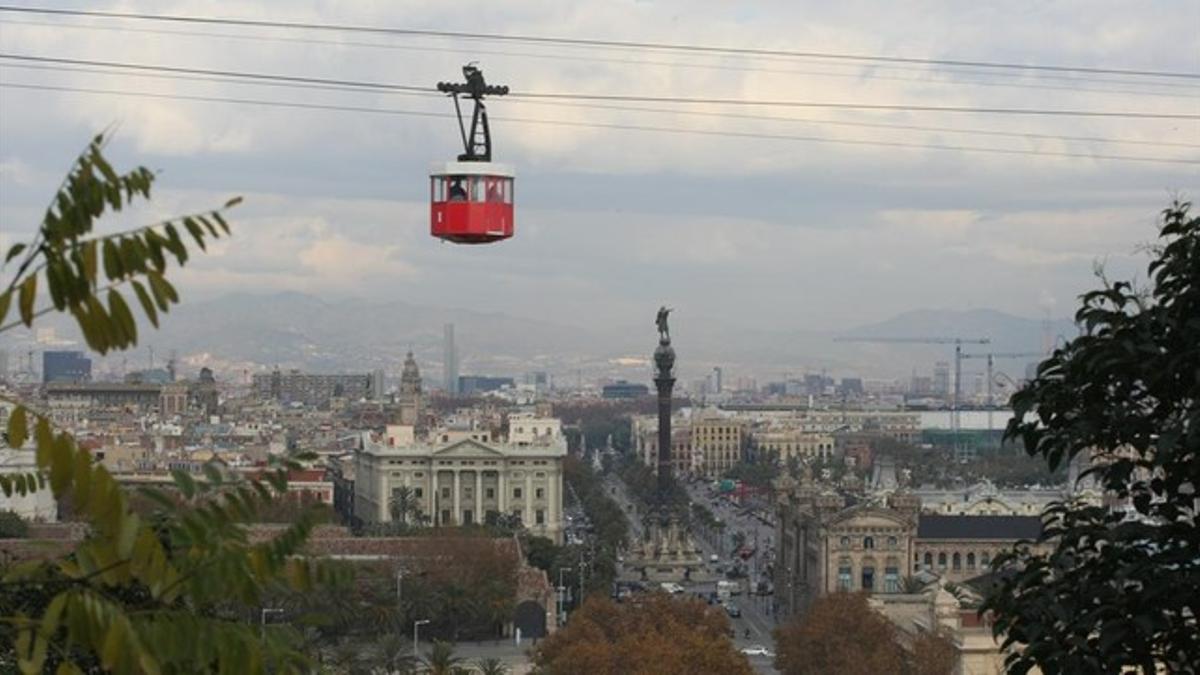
[833,336,991,458]
[960,352,1042,431]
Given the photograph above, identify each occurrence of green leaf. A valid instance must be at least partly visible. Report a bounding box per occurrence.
[108,289,137,347]
[18,274,37,326]
[81,240,98,286]
[163,224,188,266]
[102,239,122,280]
[7,406,28,448]
[130,280,159,328]
[5,242,27,263]
[183,217,207,251]
[0,289,11,327]
[212,211,231,235]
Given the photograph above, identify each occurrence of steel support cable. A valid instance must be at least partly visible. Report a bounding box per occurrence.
[1,53,1197,120]
[4,60,1196,150]
[1,4,1196,81]
[2,81,1196,165]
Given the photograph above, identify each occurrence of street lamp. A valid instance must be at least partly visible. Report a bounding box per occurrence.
[558,567,571,621]
[413,618,430,657]
[260,608,283,642]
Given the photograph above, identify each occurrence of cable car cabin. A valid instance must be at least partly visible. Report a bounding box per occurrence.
[430,162,515,244]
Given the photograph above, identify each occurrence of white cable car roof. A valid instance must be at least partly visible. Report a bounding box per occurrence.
[430,161,515,177]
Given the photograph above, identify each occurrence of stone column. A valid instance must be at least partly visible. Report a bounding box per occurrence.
[498,469,507,513]
[453,470,461,525]
[431,470,439,526]
[475,470,483,523]
[547,463,559,543]
[524,472,534,526]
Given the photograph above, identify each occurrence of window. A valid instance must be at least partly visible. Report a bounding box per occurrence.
[923,552,933,568]
[463,510,473,525]
[414,487,423,498]
[513,488,523,499]
[861,566,875,592]
[839,536,851,549]
[980,552,991,567]
[863,536,875,550]
[536,509,545,525]
[952,552,962,571]
[887,536,898,549]
[486,487,495,500]
[837,564,853,591]
[441,487,450,499]
[512,510,522,524]
[966,552,976,569]
[884,566,899,593]
[441,509,450,525]
[536,487,545,499]
[471,176,486,202]
[938,553,947,570]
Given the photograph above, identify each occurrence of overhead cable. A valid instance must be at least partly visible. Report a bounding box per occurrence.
[2,81,1195,166]
[5,61,1196,150]
[0,5,1196,81]
[2,54,1196,120]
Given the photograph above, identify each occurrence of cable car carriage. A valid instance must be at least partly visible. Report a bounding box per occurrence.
[430,65,514,244]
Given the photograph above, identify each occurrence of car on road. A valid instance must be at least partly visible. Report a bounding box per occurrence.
[709,553,719,563]
[741,645,774,657]
[723,603,741,618]
[660,582,684,594]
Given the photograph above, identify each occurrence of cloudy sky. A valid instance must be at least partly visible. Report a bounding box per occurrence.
[1,0,1197,334]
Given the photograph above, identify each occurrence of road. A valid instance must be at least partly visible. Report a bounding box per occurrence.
[604,476,779,674]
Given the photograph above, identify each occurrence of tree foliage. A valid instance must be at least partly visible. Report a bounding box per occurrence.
[774,592,953,675]
[0,511,29,539]
[0,135,340,674]
[531,593,752,675]
[983,202,1200,673]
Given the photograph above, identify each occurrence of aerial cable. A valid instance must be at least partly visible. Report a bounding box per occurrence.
[0,5,1196,81]
[2,81,1195,166]
[5,61,1196,150]
[1,17,1195,97]
[1,54,1196,121]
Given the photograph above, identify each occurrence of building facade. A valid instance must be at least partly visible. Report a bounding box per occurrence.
[42,351,91,384]
[354,425,567,543]
[397,351,423,427]
[774,480,1043,617]
[252,370,373,407]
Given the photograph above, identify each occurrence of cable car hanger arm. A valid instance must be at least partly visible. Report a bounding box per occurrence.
[436,64,508,162]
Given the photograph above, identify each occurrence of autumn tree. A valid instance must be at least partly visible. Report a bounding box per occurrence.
[984,202,1200,673]
[774,593,905,675]
[531,593,752,675]
[0,135,338,674]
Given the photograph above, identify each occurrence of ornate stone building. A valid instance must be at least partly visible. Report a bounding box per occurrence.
[774,476,1043,617]
[353,423,567,543]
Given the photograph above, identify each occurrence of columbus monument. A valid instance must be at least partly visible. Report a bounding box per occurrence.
[624,306,706,583]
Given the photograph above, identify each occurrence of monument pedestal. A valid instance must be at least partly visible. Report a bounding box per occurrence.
[623,512,710,584]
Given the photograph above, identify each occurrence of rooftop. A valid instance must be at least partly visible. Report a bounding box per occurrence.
[917,514,1042,541]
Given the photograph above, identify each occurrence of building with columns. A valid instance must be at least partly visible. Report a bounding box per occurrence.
[353,420,567,543]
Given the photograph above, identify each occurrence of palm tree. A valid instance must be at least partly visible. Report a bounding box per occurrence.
[475,657,509,675]
[390,486,416,525]
[420,640,464,675]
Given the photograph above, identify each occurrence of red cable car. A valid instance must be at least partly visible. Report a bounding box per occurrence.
[430,65,515,244]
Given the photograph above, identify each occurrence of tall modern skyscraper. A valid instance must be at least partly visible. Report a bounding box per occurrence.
[443,323,459,394]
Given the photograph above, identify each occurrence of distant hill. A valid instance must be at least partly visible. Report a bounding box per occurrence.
[5,294,1072,381]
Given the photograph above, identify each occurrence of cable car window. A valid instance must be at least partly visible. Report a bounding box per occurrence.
[486,177,503,203]
[471,176,486,202]
[432,177,445,202]
[503,178,514,204]
[448,177,468,202]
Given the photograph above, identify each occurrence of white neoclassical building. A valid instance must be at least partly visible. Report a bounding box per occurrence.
[354,420,567,543]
